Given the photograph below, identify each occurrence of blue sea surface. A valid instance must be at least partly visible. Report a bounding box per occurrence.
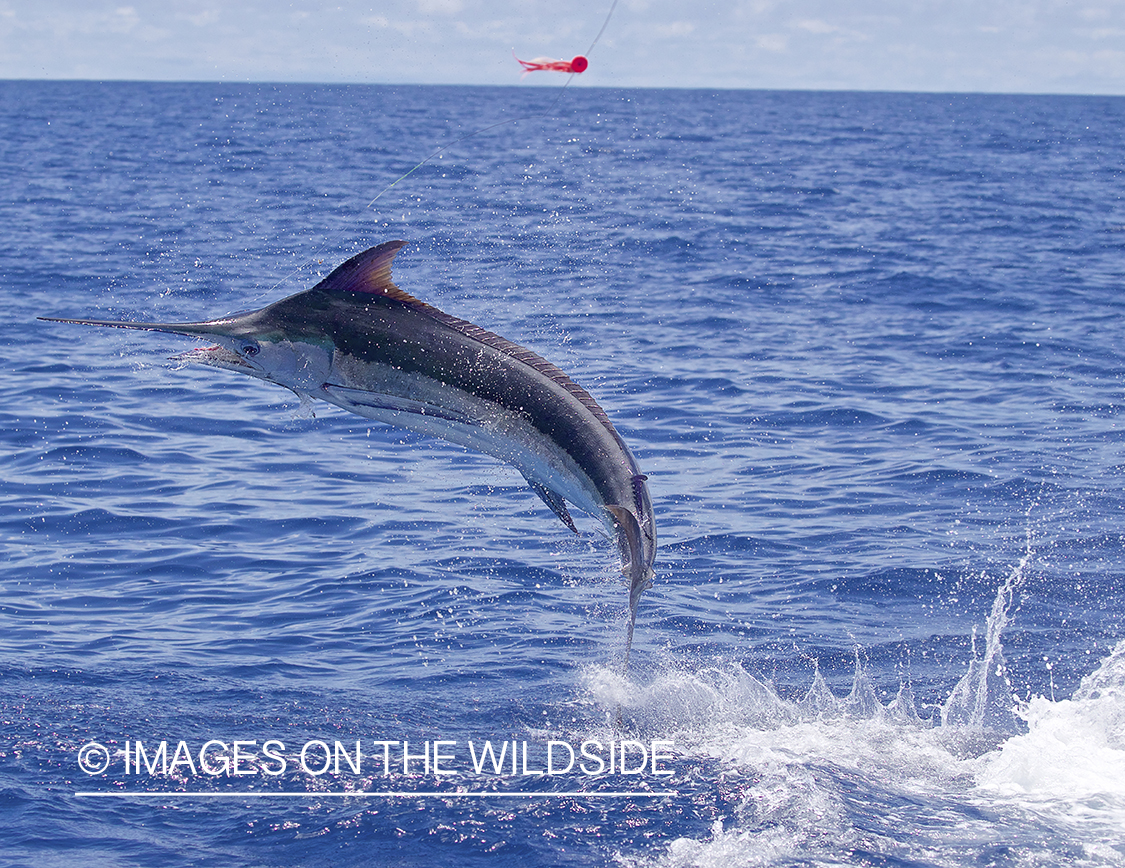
[2,81,1124,866]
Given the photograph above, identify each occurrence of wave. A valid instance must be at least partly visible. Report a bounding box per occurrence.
[581,552,1125,867]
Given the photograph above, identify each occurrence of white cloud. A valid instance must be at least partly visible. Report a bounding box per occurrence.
[793,17,837,35]
[653,20,694,38]
[791,18,867,41]
[755,33,788,53]
[361,13,429,36]
[1079,6,1113,22]
[109,6,139,32]
[416,0,462,15]
[179,8,221,27]
[1083,26,1125,39]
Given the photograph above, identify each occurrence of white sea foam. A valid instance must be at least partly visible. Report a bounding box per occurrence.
[974,640,1125,857]
[592,558,1125,867]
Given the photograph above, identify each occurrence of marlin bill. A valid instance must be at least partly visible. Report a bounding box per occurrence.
[41,241,656,653]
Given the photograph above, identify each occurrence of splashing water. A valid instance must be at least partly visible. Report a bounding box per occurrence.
[584,552,1125,867]
[939,551,1026,738]
[975,640,1125,862]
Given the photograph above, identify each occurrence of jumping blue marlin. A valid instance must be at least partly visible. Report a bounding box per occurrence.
[41,241,656,656]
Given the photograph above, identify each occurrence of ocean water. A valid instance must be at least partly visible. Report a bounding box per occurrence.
[2,81,1124,866]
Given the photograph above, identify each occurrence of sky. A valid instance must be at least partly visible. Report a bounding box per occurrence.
[2,0,1125,94]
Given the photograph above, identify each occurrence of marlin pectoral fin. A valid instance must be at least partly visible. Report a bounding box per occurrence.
[322,383,477,425]
[524,476,578,534]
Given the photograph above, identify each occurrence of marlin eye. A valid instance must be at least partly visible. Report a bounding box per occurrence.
[242,342,260,356]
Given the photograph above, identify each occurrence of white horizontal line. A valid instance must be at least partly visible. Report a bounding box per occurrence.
[75,790,678,798]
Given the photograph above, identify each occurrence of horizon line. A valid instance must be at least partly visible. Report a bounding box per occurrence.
[2,77,1123,99]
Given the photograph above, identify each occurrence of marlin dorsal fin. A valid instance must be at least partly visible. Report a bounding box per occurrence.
[313,240,408,296]
[316,240,456,311]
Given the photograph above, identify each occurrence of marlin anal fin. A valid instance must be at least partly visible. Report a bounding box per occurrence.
[322,383,477,425]
[524,477,578,533]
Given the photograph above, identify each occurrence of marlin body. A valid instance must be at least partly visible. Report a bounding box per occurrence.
[42,241,656,652]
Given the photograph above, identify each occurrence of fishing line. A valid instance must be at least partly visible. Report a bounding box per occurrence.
[257,0,620,300]
[585,0,619,55]
[363,0,620,211]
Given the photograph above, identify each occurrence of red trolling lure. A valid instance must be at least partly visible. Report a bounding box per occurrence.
[514,54,589,74]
